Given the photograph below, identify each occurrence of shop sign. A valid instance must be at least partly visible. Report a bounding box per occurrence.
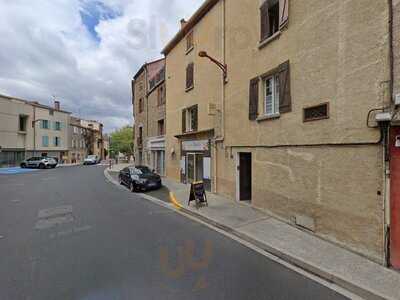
[182,140,209,151]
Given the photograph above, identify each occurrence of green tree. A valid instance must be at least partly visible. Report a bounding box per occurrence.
[110,126,134,157]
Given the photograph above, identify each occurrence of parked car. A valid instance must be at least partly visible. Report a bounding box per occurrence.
[20,157,58,169]
[83,155,99,165]
[119,166,162,192]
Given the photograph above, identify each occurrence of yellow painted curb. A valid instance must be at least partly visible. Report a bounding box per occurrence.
[169,192,183,210]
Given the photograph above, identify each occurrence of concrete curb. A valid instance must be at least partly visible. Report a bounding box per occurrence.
[103,169,388,300]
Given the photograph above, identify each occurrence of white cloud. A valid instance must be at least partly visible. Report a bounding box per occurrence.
[0,0,203,132]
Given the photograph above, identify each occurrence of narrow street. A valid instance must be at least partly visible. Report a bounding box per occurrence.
[0,166,349,300]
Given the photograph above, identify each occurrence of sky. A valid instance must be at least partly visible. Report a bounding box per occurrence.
[0,0,203,133]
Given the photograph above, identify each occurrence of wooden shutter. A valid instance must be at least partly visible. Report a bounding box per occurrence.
[260,1,270,40]
[186,63,194,89]
[193,105,198,131]
[182,109,186,133]
[278,60,291,113]
[279,0,289,29]
[249,77,259,120]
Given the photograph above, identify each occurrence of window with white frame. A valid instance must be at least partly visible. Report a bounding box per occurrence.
[264,75,280,116]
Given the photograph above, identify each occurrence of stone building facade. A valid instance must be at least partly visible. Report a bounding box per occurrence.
[163,0,393,264]
[133,58,166,175]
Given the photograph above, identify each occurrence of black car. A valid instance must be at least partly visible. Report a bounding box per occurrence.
[119,166,162,192]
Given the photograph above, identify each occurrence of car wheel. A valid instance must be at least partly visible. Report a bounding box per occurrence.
[20,163,26,168]
[39,163,45,169]
[130,182,136,193]
[119,176,123,185]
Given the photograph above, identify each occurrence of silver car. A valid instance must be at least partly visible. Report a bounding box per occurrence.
[20,157,58,169]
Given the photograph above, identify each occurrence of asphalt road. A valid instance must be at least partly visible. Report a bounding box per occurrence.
[0,166,350,300]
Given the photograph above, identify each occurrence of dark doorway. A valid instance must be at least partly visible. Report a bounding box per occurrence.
[239,153,252,201]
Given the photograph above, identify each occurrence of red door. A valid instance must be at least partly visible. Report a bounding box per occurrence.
[390,127,400,269]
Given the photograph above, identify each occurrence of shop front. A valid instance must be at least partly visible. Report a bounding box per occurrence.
[147,136,166,176]
[178,132,213,192]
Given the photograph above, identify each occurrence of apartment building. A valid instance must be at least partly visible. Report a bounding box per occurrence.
[163,0,396,265]
[162,5,224,191]
[0,95,34,167]
[80,119,104,160]
[0,94,70,166]
[132,58,166,175]
[68,116,89,163]
[28,100,70,161]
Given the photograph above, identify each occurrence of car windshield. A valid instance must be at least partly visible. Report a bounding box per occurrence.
[87,155,97,159]
[135,166,152,175]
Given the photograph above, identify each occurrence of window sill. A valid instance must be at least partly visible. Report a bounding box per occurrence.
[18,131,27,135]
[256,113,280,122]
[258,31,281,50]
[186,46,194,55]
[185,86,194,93]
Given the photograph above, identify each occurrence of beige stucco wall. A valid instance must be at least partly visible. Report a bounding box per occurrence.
[0,96,33,150]
[165,1,224,180]
[163,0,390,261]
[32,106,70,152]
[214,0,390,261]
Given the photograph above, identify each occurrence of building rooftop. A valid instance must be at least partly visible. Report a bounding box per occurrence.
[161,0,219,55]
[0,93,71,114]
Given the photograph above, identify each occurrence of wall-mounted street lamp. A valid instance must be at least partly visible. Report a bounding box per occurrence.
[198,51,227,83]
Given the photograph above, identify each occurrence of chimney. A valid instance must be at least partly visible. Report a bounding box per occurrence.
[54,101,60,110]
[180,18,187,29]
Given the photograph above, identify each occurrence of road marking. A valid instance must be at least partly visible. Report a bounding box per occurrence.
[35,215,74,230]
[0,235,4,239]
[36,205,74,230]
[41,177,56,181]
[38,205,73,219]
[49,225,93,239]
[11,199,21,203]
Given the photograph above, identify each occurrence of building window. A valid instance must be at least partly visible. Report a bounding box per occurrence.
[249,60,291,121]
[139,98,144,113]
[158,119,165,136]
[158,85,165,106]
[54,121,61,131]
[186,63,194,90]
[303,103,329,122]
[41,120,50,129]
[54,137,61,147]
[19,115,28,132]
[264,75,280,116]
[42,136,49,147]
[149,78,156,90]
[137,126,143,147]
[260,0,289,42]
[182,105,198,133]
[73,126,78,134]
[186,31,194,52]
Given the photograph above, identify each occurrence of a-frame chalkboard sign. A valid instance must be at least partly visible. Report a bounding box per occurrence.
[188,181,208,208]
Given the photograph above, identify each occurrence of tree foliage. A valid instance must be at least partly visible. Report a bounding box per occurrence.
[109,126,134,157]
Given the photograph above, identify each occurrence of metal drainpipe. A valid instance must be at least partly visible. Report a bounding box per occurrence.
[213,0,226,194]
[384,0,394,266]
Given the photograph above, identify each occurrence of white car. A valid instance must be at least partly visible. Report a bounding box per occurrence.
[83,155,99,165]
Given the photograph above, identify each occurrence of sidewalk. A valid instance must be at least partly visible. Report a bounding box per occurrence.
[105,167,400,300]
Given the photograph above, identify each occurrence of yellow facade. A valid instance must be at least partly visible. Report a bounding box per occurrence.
[163,0,391,262]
